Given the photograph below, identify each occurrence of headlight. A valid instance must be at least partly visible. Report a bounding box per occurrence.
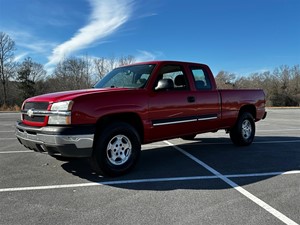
[48,101,73,125]
[50,101,73,111]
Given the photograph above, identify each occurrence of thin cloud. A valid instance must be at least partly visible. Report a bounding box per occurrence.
[46,0,133,67]
[6,30,56,54]
[20,41,57,54]
[137,13,158,19]
[135,50,164,62]
[14,52,29,62]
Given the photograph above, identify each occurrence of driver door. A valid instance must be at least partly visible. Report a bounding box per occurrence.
[148,64,199,141]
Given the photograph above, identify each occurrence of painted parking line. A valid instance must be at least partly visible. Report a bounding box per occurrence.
[254,140,300,144]
[178,139,300,146]
[0,176,217,193]
[0,170,299,193]
[0,139,299,154]
[0,138,16,141]
[227,170,300,177]
[0,150,33,154]
[258,128,300,132]
[164,140,299,225]
[0,143,168,154]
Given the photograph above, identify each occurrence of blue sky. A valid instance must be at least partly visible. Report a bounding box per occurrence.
[0,0,299,75]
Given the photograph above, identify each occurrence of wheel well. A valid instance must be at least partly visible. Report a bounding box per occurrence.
[94,113,144,146]
[239,105,256,119]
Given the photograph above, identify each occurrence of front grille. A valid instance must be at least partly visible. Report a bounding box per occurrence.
[24,102,49,110]
[24,115,45,122]
[23,102,49,123]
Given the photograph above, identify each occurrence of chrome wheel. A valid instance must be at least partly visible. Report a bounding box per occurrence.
[106,135,132,166]
[242,119,252,140]
[92,122,141,176]
[230,112,255,146]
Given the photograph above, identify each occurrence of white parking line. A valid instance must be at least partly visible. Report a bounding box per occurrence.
[0,138,16,140]
[164,141,299,225]
[0,150,33,154]
[179,139,300,146]
[0,171,299,193]
[0,139,299,154]
[258,128,300,132]
[227,170,300,177]
[254,140,300,144]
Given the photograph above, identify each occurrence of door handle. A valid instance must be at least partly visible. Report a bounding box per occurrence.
[187,96,195,103]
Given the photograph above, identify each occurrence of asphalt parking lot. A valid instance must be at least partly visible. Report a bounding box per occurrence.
[0,109,299,225]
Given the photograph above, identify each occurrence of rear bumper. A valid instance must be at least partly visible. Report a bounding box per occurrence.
[15,122,95,157]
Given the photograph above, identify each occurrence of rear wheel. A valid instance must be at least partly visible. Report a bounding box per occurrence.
[230,112,255,146]
[91,122,141,177]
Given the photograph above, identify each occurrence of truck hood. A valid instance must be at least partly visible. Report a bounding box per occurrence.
[25,88,130,103]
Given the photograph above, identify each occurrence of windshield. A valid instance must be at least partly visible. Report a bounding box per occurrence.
[94,64,156,89]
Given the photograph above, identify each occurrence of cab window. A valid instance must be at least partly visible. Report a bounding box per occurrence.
[190,67,212,90]
[155,65,189,90]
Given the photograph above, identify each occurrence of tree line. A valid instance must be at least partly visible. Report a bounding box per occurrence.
[1,32,299,109]
[215,65,300,106]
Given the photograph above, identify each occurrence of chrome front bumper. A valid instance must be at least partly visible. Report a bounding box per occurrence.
[15,122,94,157]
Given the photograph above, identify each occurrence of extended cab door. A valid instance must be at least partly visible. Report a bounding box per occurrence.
[148,64,201,140]
[189,65,221,132]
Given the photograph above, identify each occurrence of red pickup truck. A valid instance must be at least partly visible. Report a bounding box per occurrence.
[16,60,266,176]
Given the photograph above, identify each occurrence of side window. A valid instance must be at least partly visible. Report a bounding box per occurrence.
[190,67,212,90]
[155,65,189,90]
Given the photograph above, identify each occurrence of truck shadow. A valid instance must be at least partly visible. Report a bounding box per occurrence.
[61,135,300,191]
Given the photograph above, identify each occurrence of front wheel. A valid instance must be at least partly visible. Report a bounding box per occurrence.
[91,122,141,177]
[230,112,255,146]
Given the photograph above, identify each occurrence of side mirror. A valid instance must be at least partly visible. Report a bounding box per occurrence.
[155,79,174,91]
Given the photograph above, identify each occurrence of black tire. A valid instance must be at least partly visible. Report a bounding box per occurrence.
[91,122,141,177]
[181,134,197,140]
[230,112,255,146]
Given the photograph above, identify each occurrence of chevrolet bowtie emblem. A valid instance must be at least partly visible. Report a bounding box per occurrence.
[27,109,34,118]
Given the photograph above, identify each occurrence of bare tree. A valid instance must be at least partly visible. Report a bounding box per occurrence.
[17,57,46,99]
[94,57,108,79]
[215,71,237,89]
[118,55,135,66]
[52,57,92,91]
[290,65,300,104]
[233,65,300,106]
[94,55,136,80]
[0,32,16,105]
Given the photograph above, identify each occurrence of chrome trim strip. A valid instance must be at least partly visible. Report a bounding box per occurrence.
[21,110,71,117]
[153,116,218,127]
[153,119,197,127]
[197,116,218,121]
